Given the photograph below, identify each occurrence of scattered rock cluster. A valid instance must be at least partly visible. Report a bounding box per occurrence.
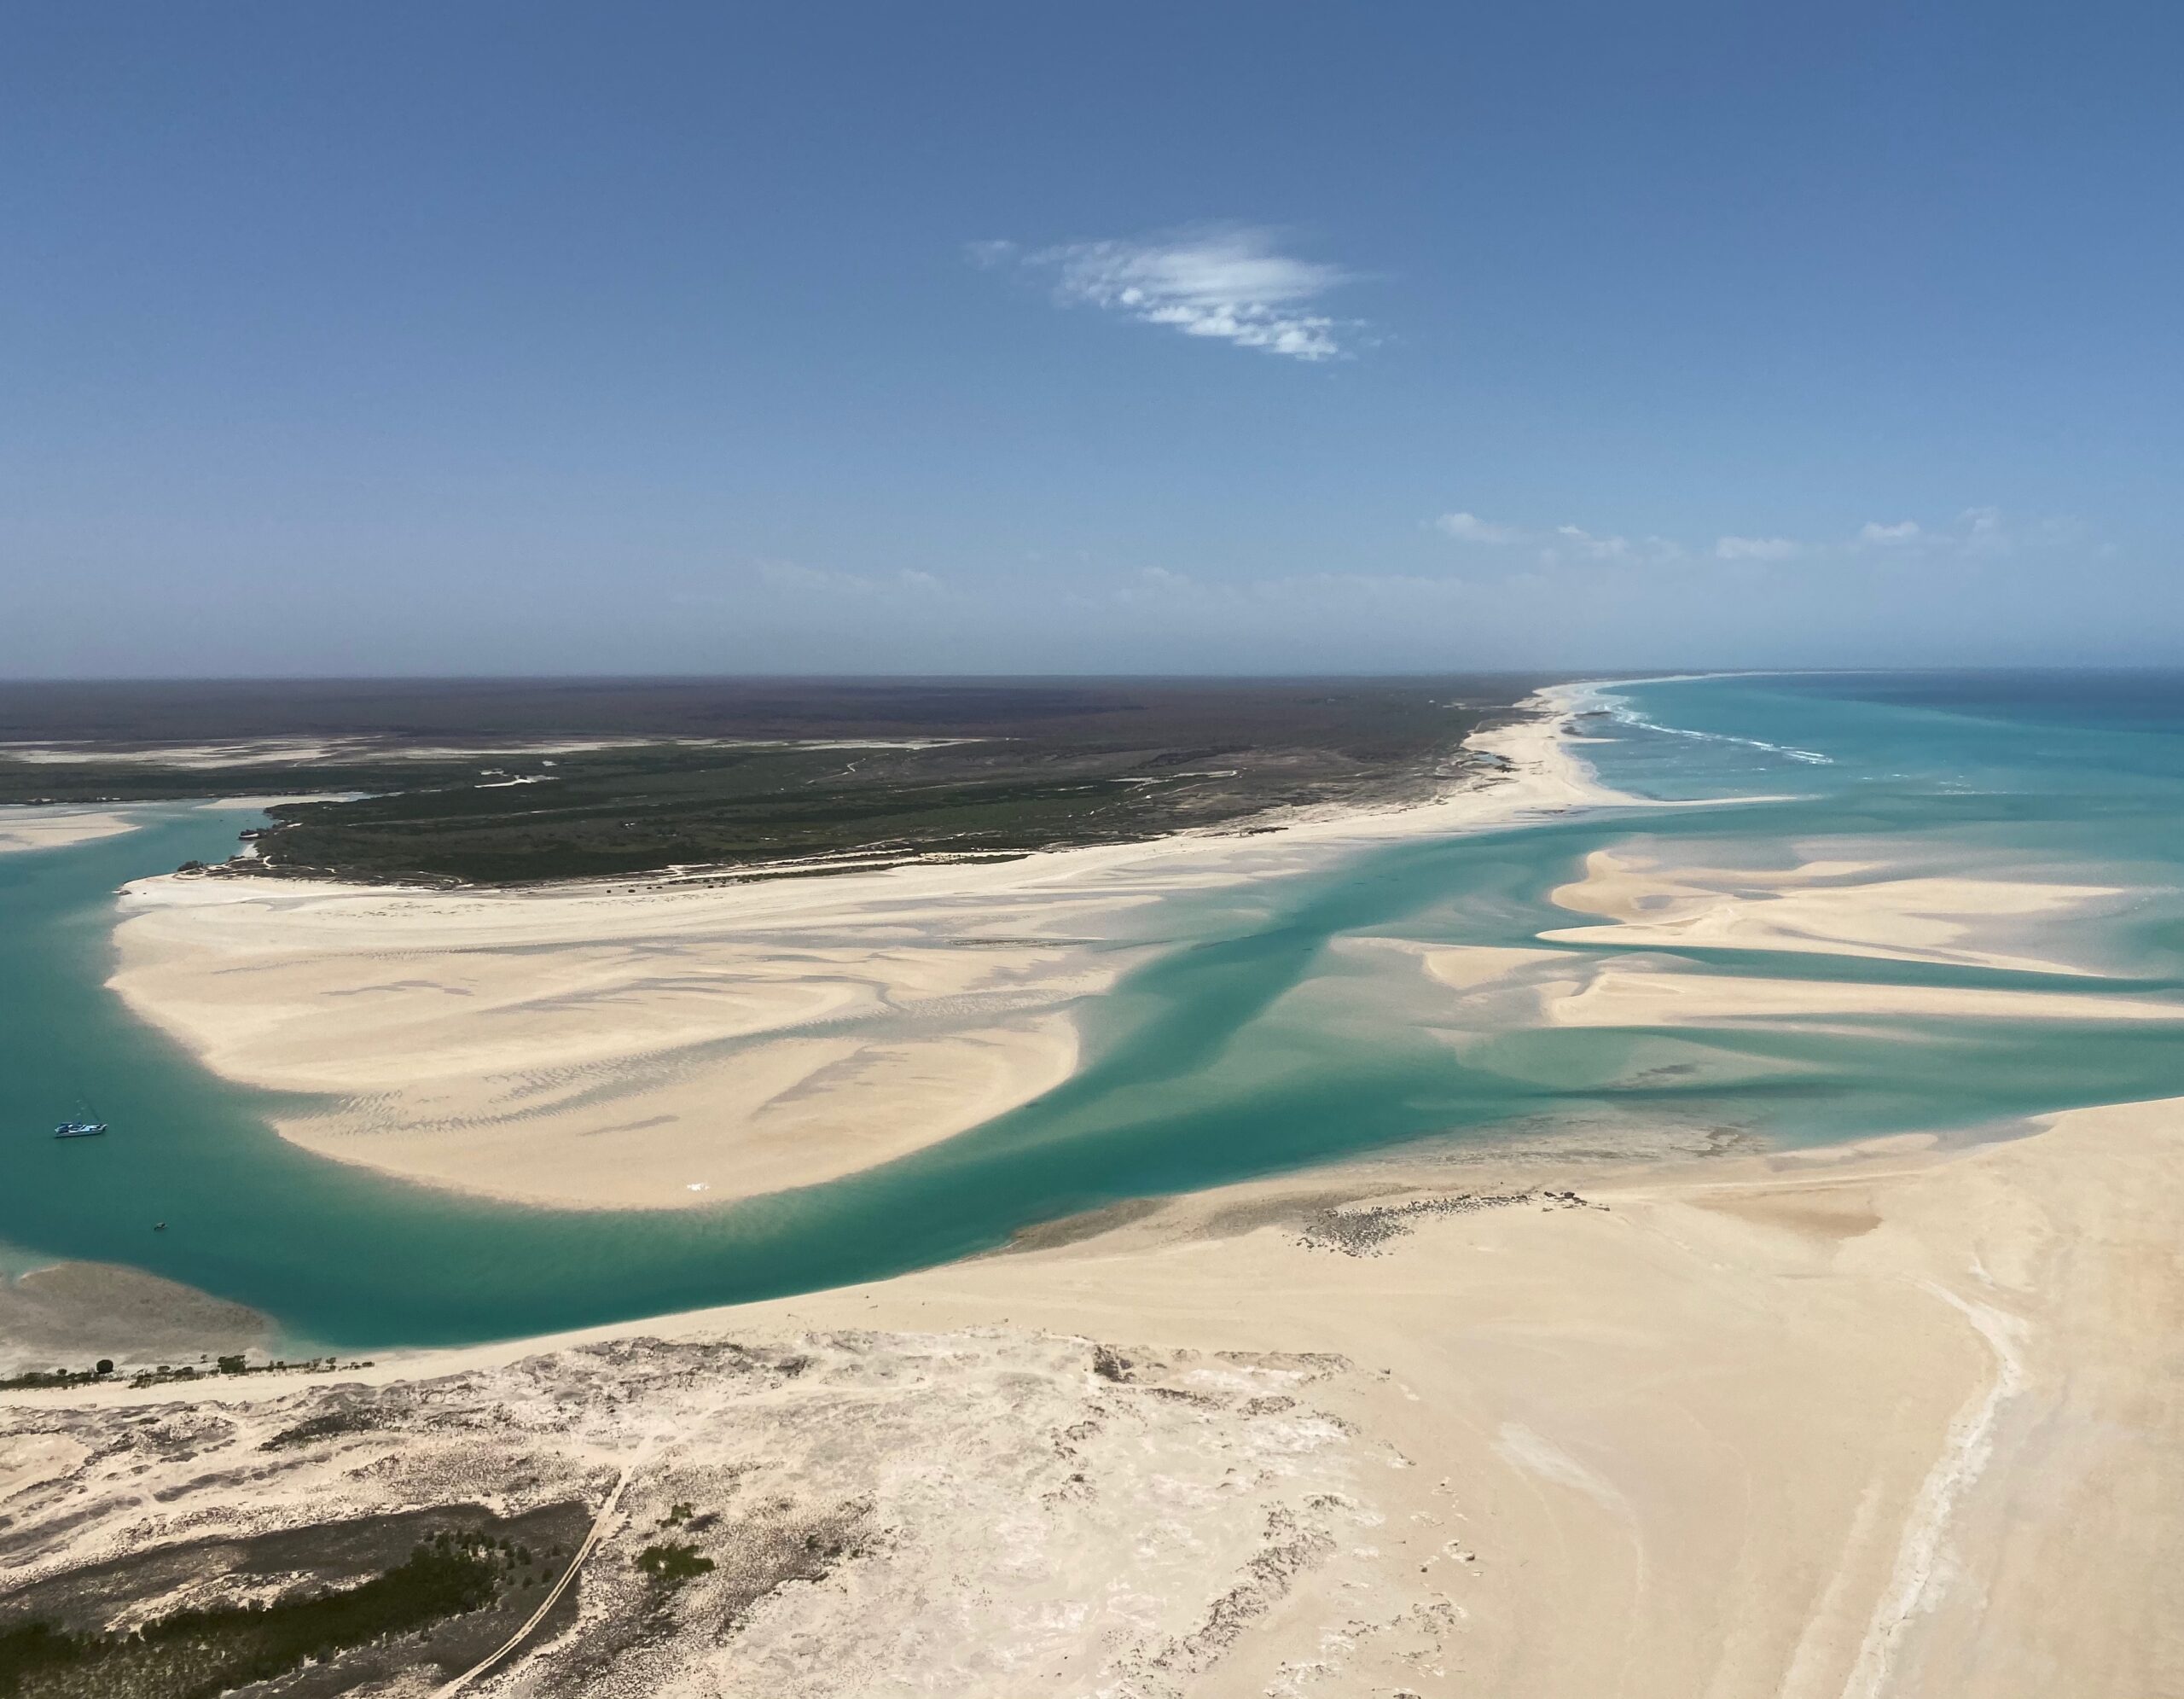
[1296,1188,1601,1255]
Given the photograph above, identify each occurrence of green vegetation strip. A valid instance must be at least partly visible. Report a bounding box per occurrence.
[0,678,1527,885]
[0,1533,517,1699]
[635,1541,715,1588]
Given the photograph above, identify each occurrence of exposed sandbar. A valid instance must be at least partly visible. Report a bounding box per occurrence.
[0,1260,269,1378]
[106,701,1605,1210]
[0,805,141,855]
[1543,844,2127,974]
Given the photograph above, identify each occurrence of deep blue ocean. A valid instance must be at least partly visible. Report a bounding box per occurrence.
[3,671,2180,1351]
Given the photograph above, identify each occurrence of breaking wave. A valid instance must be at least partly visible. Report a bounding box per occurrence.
[1577,684,1834,765]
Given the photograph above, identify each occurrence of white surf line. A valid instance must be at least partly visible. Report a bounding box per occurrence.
[436,1458,639,1696]
[1837,1280,2028,1699]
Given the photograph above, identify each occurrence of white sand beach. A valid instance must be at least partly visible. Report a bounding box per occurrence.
[8,1097,2175,1698]
[107,698,1610,1209]
[676,1091,2183,1699]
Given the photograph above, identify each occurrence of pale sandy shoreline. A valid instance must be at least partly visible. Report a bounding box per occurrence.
[708,1092,2184,1698]
[7,1097,2177,1696]
[105,689,1619,1211]
[0,803,143,855]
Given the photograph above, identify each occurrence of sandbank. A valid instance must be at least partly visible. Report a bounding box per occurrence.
[0,805,141,855]
[101,695,2180,1213]
[196,791,360,810]
[106,696,1611,1210]
[0,733,979,768]
[1544,845,2127,975]
[1538,959,2183,1027]
[0,1260,269,1379]
[1358,833,2181,1039]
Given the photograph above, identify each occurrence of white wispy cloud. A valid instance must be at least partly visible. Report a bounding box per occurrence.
[974,225,1361,361]
[1433,511,1682,566]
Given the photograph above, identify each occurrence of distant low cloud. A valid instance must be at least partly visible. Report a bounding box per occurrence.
[973,225,1362,361]
[1857,520,1924,547]
[629,515,2132,675]
[1438,507,2091,571]
[1435,511,1525,544]
[1955,505,2092,556]
[1550,524,1683,566]
[1851,509,2097,559]
[1432,510,1682,567]
[1961,507,2006,553]
[1715,536,1801,561]
[754,561,945,597]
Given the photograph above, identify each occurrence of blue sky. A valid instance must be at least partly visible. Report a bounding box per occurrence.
[5,2,2179,676]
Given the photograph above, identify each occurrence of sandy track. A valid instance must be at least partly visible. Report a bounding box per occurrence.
[438,1459,637,1696]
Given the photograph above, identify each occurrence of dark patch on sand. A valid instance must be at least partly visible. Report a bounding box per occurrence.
[0,1498,594,1698]
[0,1263,269,1381]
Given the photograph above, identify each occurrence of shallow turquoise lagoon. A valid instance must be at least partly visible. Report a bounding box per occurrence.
[3,672,2181,1350]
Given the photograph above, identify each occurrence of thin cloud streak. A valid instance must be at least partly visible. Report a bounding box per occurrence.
[975,226,1362,361]
[1437,509,2088,568]
[639,523,2139,673]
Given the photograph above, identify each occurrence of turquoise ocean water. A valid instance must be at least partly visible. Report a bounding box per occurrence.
[3,671,2181,1351]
